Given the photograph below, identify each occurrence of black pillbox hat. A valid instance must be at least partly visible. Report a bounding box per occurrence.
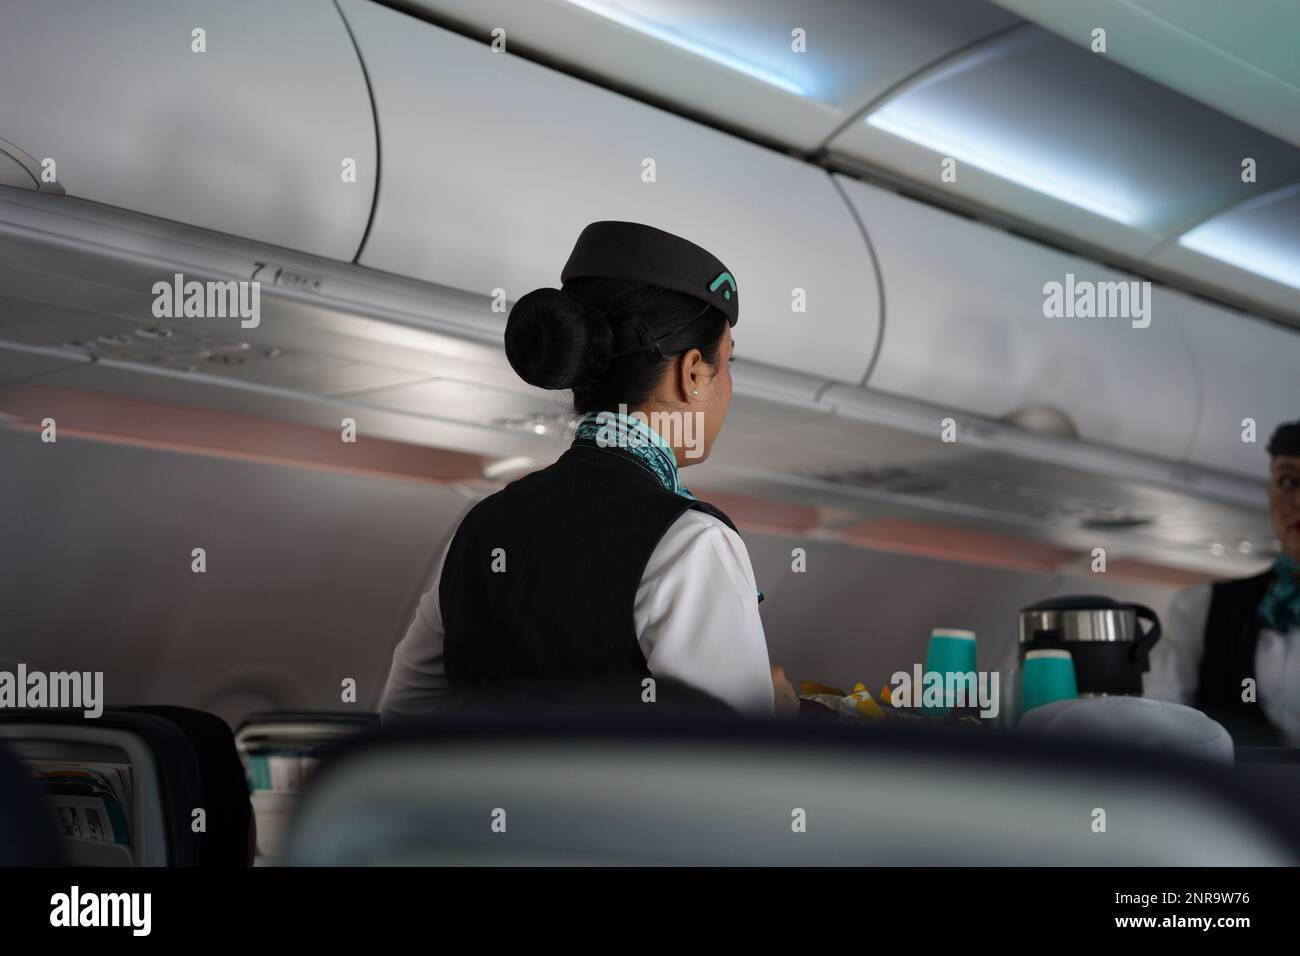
[1267,419,1300,457]
[560,220,739,326]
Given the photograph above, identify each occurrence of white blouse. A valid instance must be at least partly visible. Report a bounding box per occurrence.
[1144,582,1300,745]
[380,508,775,720]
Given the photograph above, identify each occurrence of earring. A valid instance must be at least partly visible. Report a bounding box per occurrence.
[693,389,699,396]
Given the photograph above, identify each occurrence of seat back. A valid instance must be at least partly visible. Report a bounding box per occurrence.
[0,740,65,866]
[283,717,1300,866]
[235,711,378,862]
[126,705,253,866]
[0,709,203,866]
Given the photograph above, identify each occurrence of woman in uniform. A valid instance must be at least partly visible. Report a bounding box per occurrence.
[381,220,799,720]
[1146,419,1300,744]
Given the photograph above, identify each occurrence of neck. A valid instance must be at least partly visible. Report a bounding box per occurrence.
[624,402,703,468]
[574,408,690,498]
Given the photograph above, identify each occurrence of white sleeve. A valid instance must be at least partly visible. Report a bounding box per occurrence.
[633,510,775,716]
[1143,583,1212,705]
[380,540,453,723]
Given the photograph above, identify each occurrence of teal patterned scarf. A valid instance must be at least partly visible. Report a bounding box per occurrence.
[574,409,692,498]
[1258,552,1300,633]
[573,410,764,602]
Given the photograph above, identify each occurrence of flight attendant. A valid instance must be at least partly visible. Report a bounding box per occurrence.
[1146,419,1300,745]
[382,221,799,720]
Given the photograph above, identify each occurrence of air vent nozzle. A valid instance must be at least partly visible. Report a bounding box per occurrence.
[1000,405,1079,439]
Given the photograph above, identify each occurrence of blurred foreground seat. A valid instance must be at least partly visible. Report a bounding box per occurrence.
[0,740,64,866]
[124,705,252,866]
[281,716,1300,866]
[0,709,204,865]
[1235,746,1300,806]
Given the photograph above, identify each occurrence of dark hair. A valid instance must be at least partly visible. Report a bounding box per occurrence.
[504,276,729,413]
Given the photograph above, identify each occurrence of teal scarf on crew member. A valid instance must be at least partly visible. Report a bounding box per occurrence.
[573,410,764,603]
[1258,552,1300,634]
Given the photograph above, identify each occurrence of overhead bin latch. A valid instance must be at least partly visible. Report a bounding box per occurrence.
[250,262,324,294]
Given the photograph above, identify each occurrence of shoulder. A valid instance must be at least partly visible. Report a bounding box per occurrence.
[1211,568,1273,592]
[1206,570,1273,608]
[659,508,747,553]
[646,508,756,587]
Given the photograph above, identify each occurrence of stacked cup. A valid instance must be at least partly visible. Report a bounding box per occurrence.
[924,628,978,716]
[1019,649,1078,718]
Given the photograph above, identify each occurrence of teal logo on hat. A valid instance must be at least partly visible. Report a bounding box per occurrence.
[709,271,736,301]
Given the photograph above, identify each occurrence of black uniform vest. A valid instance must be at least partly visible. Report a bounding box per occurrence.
[439,442,745,701]
[1195,570,1280,746]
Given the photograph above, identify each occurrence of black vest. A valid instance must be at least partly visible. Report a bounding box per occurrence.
[439,442,745,701]
[1195,570,1281,746]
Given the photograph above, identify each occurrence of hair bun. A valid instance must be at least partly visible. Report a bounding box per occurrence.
[504,287,614,389]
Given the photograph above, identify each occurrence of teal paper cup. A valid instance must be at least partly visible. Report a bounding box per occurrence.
[1020,649,1078,717]
[924,628,978,715]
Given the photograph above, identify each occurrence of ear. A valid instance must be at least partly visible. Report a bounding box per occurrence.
[677,347,707,402]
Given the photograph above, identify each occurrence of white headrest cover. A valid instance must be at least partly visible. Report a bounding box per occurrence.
[1018,696,1234,765]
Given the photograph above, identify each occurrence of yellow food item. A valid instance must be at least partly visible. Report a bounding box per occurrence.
[852,695,885,719]
[848,683,885,719]
[797,679,904,722]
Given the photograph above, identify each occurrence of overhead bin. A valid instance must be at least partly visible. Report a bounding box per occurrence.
[0,137,62,194]
[1171,290,1300,479]
[835,174,1201,463]
[985,0,1300,151]
[1150,184,1300,326]
[395,0,1020,152]
[0,188,582,463]
[827,25,1300,269]
[0,0,376,261]
[336,0,881,384]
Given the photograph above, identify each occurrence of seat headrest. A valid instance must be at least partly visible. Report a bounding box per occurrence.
[1019,696,1234,764]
